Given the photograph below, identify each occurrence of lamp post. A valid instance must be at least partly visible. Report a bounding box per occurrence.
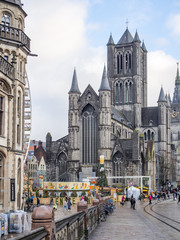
[100,155,104,195]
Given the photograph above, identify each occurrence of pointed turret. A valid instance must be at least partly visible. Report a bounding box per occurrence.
[68,68,81,94]
[168,93,171,104]
[117,28,133,44]
[175,62,180,84]
[99,65,111,91]
[142,41,147,52]
[107,33,114,45]
[133,30,141,42]
[158,86,167,102]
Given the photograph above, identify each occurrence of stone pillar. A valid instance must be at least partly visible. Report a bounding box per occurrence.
[77,201,88,238]
[31,206,56,240]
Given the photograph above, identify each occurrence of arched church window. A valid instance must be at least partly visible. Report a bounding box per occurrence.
[58,152,67,180]
[115,83,119,103]
[147,130,150,140]
[112,151,123,184]
[117,55,120,74]
[82,104,97,164]
[144,132,147,140]
[120,83,123,103]
[152,132,154,140]
[125,52,132,73]
[125,82,128,102]
[129,82,133,102]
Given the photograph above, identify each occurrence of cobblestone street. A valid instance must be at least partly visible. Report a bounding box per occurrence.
[89,199,180,240]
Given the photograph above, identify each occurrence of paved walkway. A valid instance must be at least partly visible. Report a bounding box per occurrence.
[89,200,180,240]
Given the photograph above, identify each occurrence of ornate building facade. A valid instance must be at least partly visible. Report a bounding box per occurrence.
[0,0,30,211]
[46,28,178,190]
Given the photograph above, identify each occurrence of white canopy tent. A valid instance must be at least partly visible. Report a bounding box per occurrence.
[126,186,140,200]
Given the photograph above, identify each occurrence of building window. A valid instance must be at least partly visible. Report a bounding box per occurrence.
[129,82,133,102]
[147,130,150,140]
[82,104,97,164]
[144,132,147,140]
[17,124,20,144]
[117,53,123,74]
[115,83,119,103]
[0,154,4,202]
[125,82,128,102]
[0,96,4,136]
[1,12,11,31]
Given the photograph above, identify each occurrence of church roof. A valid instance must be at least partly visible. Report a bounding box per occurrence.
[107,34,115,45]
[117,28,133,44]
[3,0,22,6]
[142,41,147,52]
[99,65,111,91]
[111,106,132,127]
[69,68,81,94]
[158,86,167,102]
[141,107,158,126]
[133,31,141,42]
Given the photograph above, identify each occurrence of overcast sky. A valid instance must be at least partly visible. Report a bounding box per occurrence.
[23,0,180,142]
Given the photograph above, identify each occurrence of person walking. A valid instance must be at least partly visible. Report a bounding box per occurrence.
[63,198,68,212]
[130,194,133,208]
[149,195,152,204]
[37,197,40,207]
[68,198,72,211]
[132,197,136,210]
[177,192,180,204]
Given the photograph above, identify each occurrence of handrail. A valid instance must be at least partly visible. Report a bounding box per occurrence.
[0,24,30,51]
[10,227,48,240]
[0,55,14,79]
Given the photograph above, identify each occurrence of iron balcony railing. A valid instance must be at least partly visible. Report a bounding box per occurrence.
[0,55,14,79]
[0,24,30,51]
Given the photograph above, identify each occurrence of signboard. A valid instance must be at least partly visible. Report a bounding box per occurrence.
[43,182,90,191]
[10,178,15,201]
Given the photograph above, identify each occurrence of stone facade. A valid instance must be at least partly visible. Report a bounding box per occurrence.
[46,28,178,190]
[0,0,30,211]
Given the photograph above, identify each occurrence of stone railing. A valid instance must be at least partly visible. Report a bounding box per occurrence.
[12,197,111,240]
[0,55,14,79]
[0,24,30,51]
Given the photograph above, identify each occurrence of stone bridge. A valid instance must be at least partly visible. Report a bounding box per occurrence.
[11,197,111,240]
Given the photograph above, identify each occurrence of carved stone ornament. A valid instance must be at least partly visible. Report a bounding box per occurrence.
[0,79,11,94]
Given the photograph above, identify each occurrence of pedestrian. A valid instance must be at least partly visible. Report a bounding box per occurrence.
[130,194,133,208]
[149,195,152,204]
[132,197,136,210]
[80,195,84,201]
[63,198,68,212]
[37,197,40,207]
[68,198,72,210]
[177,192,180,204]
[121,195,125,206]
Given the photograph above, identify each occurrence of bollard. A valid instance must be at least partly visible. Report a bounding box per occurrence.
[31,205,56,240]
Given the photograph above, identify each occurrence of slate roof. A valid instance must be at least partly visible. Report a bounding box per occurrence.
[158,87,166,102]
[107,34,114,45]
[69,68,81,94]
[99,65,111,91]
[3,0,22,7]
[111,106,132,128]
[117,28,133,44]
[133,31,141,42]
[141,107,158,126]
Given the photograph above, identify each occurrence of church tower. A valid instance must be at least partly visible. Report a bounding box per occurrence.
[68,69,81,181]
[107,28,147,128]
[0,0,31,211]
[98,66,112,178]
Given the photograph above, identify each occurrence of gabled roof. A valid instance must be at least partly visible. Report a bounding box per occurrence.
[68,68,81,94]
[117,28,133,44]
[99,65,111,91]
[107,34,114,45]
[111,106,132,127]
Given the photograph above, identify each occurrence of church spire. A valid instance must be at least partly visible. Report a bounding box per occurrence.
[99,65,111,91]
[133,30,141,42]
[68,68,81,94]
[176,62,180,84]
[158,86,167,102]
[107,33,114,45]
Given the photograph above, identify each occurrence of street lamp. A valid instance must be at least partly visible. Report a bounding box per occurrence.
[100,155,104,195]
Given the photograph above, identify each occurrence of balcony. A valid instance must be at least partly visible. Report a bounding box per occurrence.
[0,24,30,51]
[0,56,14,79]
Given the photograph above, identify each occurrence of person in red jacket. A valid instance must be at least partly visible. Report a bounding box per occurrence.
[149,195,152,204]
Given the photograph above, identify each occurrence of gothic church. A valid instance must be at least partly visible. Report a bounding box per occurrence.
[46,28,179,190]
